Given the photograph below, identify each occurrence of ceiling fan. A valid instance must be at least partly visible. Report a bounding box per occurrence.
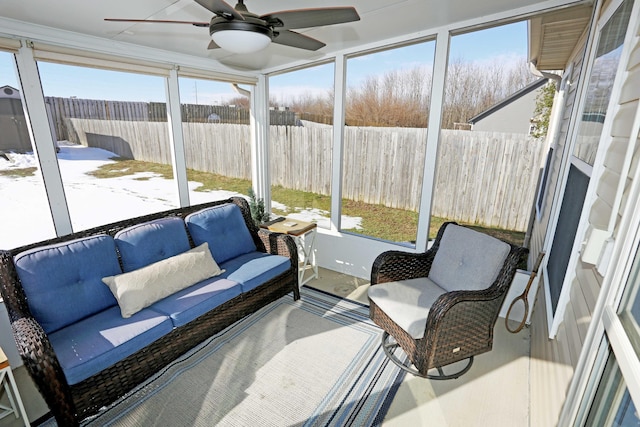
[105,0,360,54]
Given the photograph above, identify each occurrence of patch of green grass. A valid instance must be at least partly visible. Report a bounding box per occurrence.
[343,200,419,242]
[271,185,331,216]
[187,170,250,194]
[341,202,524,246]
[0,167,37,178]
[87,158,525,247]
[464,224,525,247]
[428,216,524,246]
[87,158,173,180]
[88,158,252,191]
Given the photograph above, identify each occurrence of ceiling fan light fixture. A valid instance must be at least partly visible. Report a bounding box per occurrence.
[210,21,273,54]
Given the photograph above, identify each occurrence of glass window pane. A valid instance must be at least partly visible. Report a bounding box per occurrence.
[342,42,434,244]
[573,0,633,165]
[619,240,640,357]
[38,62,177,231]
[0,51,56,249]
[178,77,251,204]
[269,63,334,228]
[586,353,639,427]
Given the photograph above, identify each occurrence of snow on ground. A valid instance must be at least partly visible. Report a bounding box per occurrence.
[1,151,39,169]
[0,142,361,249]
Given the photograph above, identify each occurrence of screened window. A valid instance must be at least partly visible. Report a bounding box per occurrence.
[0,51,56,249]
[536,148,554,218]
[269,63,334,228]
[178,77,251,204]
[342,41,434,244]
[436,21,534,242]
[548,164,590,312]
[37,61,176,231]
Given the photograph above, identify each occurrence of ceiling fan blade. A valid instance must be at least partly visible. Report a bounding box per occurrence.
[272,30,325,51]
[195,0,245,20]
[105,18,209,27]
[261,7,359,30]
[207,40,220,50]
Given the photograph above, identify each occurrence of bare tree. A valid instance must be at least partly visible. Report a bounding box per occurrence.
[271,57,536,129]
[441,58,536,129]
[345,66,432,127]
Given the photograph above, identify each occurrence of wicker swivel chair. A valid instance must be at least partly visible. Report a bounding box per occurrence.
[368,222,527,379]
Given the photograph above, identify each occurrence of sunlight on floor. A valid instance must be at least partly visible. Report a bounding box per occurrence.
[307,267,531,427]
[0,266,531,427]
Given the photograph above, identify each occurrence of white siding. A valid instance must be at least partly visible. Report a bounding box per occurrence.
[529,29,590,427]
[531,3,640,424]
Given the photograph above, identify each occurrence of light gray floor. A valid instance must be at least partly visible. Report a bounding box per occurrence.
[0,267,531,427]
[306,267,531,427]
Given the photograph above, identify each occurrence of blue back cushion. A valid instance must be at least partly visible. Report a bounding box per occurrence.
[114,217,191,272]
[14,235,121,334]
[185,204,256,264]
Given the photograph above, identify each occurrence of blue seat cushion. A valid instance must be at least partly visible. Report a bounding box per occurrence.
[48,306,172,385]
[115,217,191,272]
[220,252,290,293]
[185,204,256,264]
[150,277,242,327]
[14,235,121,334]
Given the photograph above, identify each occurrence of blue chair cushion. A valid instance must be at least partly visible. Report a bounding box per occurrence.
[14,235,121,334]
[185,204,256,264]
[115,217,191,272]
[220,251,290,293]
[150,277,242,327]
[48,306,172,385]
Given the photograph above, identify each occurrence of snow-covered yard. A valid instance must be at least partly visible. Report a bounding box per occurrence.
[0,142,360,250]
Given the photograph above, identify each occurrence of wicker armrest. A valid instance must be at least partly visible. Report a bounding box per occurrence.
[428,288,504,322]
[257,229,300,299]
[419,288,506,367]
[371,250,435,285]
[12,317,78,425]
[257,229,298,260]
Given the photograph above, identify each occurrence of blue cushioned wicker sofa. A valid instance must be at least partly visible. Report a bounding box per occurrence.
[0,197,299,426]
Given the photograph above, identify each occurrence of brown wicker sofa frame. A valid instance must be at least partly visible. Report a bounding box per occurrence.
[0,197,299,426]
[369,222,527,379]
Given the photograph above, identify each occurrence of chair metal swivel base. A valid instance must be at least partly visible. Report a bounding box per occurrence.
[381,332,474,380]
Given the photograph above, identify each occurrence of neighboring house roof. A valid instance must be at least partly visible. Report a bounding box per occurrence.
[0,85,21,99]
[467,77,548,125]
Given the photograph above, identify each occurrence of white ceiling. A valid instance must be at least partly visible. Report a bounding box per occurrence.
[0,0,587,74]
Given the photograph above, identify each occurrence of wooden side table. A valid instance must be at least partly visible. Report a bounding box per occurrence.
[0,347,29,426]
[261,219,319,288]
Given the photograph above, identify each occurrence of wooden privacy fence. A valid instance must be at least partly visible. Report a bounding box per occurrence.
[434,130,544,231]
[47,97,297,141]
[66,118,545,231]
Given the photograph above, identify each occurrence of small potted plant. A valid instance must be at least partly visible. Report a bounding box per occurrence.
[247,188,270,226]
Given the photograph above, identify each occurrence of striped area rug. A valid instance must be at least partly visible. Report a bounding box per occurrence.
[71,287,406,426]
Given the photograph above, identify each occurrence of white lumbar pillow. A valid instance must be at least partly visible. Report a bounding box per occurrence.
[102,242,224,318]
